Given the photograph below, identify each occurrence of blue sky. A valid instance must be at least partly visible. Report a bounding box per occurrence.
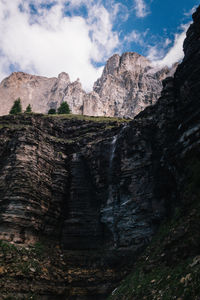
[0,0,198,90]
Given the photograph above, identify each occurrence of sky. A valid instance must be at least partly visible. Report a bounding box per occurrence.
[0,0,199,91]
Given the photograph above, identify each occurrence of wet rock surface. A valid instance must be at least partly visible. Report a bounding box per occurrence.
[0,5,199,300]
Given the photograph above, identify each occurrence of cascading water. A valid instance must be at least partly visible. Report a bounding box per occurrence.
[107,134,118,204]
[109,135,118,168]
[101,123,128,247]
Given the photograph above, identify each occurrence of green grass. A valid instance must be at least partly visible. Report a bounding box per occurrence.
[0,240,67,298]
[0,124,29,129]
[48,135,76,144]
[108,209,200,300]
[43,113,131,123]
[110,258,200,300]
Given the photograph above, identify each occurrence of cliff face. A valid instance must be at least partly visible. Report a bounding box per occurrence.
[0,53,175,118]
[0,114,125,245]
[0,5,200,300]
[0,114,133,299]
[85,52,176,118]
[109,6,200,299]
[0,71,81,116]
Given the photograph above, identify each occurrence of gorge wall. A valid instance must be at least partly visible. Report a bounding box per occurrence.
[0,5,200,300]
[0,53,176,118]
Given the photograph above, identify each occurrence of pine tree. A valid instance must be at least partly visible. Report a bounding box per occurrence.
[9,98,22,115]
[25,104,32,113]
[57,102,70,114]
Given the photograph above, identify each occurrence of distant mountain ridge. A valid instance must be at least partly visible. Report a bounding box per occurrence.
[0,5,199,299]
[0,52,177,118]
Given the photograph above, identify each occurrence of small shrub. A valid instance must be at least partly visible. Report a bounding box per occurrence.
[48,108,57,114]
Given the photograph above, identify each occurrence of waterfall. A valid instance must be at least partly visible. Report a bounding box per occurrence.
[107,134,118,204]
[101,123,128,247]
[109,135,118,171]
[108,123,128,185]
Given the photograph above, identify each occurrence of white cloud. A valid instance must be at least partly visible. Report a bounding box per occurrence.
[134,0,149,18]
[147,46,164,62]
[0,0,120,91]
[87,4,119,61]
[164,38,172,47]
[124,30,142,44]
[111,2,129,22]
[148,24,190,67]
[184,5,197,17]
[124,29,148,46]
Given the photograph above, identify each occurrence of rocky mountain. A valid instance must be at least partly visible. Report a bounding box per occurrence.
[0,5,200,300]
[0,71,76,116]
[85,52,177,118]
[0,53,176,118]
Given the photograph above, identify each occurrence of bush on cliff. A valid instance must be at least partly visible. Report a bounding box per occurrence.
[25,104,32,113]
[48,108,57,114]
[9,98,22,114]
[57,101,70,114]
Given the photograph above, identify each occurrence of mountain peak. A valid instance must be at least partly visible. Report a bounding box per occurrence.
[0,52,177,118]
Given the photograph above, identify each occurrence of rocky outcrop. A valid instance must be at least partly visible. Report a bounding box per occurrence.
[0,71,85,116]
[0,53,176,118]
[0,114,132,299]
[87,52,177,118]
[0,114,125,245]
[0,5,199,300]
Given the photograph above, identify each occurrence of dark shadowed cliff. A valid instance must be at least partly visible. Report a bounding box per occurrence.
[0,5,200,300]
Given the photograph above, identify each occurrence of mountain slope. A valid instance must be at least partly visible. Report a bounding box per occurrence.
[0,5,199,300]
[87,52,176,118]
[0,53,176,118]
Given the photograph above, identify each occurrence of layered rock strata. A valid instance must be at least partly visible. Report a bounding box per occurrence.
[0,5,199,300]
[0,114,132,299]
[0,53,176,118]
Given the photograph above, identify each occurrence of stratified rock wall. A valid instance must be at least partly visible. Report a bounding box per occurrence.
[0,5,199,300]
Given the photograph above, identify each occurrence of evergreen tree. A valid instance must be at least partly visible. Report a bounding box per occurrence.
[9,98,22,115]
[48,108,57,114]
[25,104,32,113]
[57,102,70,114]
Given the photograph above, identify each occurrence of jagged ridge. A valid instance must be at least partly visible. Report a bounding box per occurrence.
[0,53,176,118]
[0,5,199,300]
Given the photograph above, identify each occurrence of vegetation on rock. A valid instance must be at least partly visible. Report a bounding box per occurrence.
[9,98,22,115]
[108,155,200,300]
[0,240,68,299]
[25,104,32,113]
[48,108,56,114]
[57,101,70,114]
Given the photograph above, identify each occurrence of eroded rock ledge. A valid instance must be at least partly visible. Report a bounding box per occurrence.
[0,5,200,300]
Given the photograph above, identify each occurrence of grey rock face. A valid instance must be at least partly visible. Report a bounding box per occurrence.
[88,52,176,118]
[0,71,84,116]
[0,53,176,118]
